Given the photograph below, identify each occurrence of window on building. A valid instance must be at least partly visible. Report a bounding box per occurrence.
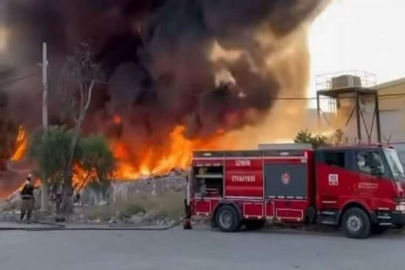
[323,152,346,168]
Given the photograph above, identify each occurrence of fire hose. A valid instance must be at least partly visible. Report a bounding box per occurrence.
[0,221,65,231]
[1,199,191,231]
[0,217,187,232]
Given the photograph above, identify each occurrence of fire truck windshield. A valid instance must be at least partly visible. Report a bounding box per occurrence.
[384,149,405,181]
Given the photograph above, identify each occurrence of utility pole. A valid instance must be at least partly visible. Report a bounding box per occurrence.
[355,90,362,143]
[42,42,48,129]
[41,42,49,211]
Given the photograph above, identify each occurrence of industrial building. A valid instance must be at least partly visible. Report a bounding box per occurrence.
[316,72,405,162]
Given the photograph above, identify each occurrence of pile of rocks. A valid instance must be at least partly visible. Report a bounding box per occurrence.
[79,169,188,206]
[67,208,177,226]
[1,170,188,225]
[111,170,187,200]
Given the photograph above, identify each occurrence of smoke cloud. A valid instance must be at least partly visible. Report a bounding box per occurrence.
[1,0,328,150]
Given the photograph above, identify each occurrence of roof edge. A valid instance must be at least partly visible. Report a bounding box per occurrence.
[374,77,405,90]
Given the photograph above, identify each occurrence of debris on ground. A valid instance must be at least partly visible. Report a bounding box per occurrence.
[0,170,188,226]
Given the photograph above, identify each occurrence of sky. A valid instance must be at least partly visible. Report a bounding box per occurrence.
[309,0,405,94]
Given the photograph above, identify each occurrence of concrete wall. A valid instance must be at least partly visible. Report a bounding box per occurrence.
[378,79,405,111]
[377,79,405,144]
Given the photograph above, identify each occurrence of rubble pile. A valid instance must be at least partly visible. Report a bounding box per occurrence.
[79,170,187,205]
[1,170,188,225]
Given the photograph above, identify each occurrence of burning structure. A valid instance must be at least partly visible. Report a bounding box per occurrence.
[1,0,329,179]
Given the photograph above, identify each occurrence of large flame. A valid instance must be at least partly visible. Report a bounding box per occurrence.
[112,125,232,179]
[8,124,232,187]
[11,126,28,161]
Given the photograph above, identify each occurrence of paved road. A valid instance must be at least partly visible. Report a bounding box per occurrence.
[0,225,404,270]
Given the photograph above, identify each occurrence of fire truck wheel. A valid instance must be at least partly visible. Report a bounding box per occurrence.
[342,208,371,239]
[244,220,266,231]
[215,205,240,232]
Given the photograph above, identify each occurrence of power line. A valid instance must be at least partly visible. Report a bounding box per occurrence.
[272,97,317,100]
[2,72,405,101]
[273,93,405,101]
[0,73,40,87]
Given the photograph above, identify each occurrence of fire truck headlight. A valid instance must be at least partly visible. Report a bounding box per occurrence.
[395,204,405,212]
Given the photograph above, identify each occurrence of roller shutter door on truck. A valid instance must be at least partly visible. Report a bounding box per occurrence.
[264,164,308,198]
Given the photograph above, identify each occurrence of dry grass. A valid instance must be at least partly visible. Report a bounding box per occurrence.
[125,191,185,219]
[83,191,185,221]
[0,199,5,211]
[82,205,119,221]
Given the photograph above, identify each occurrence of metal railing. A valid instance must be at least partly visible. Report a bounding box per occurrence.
[316,70,377,91]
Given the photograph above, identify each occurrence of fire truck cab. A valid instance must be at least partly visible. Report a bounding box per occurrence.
[188,144,405,238]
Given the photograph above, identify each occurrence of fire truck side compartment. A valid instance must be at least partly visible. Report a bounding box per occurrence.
[264,164,308,198]
[225,159,264,198]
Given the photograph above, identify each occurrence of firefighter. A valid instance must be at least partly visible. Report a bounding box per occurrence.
[20,174,35,222]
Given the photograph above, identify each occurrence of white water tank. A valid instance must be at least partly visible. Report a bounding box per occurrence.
[331,75,362,90]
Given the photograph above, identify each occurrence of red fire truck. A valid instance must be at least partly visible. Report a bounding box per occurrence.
[187,144,405,238]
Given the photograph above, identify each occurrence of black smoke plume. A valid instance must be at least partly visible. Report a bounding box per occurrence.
[1,0,328,149]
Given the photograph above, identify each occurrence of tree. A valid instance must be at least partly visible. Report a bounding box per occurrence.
[77,135,116,199]
[28,126,79,181]
[294,129,329,148]
[28,127,115,210]
[334,129,344,146]
[28,126,82,212]
[56,44,101,213]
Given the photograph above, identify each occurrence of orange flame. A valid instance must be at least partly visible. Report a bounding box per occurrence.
[11,126,28,161]
[112,125,233,179]
[72,164,96,190]
[71,125,232,186]
[113,115,122,125]
[9,124,235,190]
